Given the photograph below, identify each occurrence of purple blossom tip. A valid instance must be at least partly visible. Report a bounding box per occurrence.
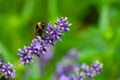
[44,23,63,45]
[55,17,71,32]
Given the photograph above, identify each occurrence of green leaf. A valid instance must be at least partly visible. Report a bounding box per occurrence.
[0,42,13,62]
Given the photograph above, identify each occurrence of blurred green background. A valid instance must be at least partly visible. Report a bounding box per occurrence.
[0,0,120,80]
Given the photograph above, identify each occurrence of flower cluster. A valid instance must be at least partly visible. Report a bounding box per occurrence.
[0,59,16,79]
[44,17,71,45]
[54,49,103,80]
[59,61,103,80]
[44,23,62,45]
[55,48,79,78]
[55,17,71,32]
[18,17,71,65]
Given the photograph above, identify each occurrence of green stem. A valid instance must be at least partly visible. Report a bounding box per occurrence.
[13,60,21,68]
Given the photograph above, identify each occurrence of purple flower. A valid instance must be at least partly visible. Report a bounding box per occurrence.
[31,38,47,57]
[91,60,103,75]
[56,64,75,78]
[55,17,71,32]
[55,50,79,78]
[70,66,84,80]
[68,48,78,60]
[71,73,84,80]
[18,38,47,65]
[0,62,16,79]
[53,48,103,80]
[60,75,70,80]
[57,66,85,80]
[81,64,93,80]
[56,60,103,80]
[18,46,34,65]
[81,61,103,80]
[44,23,63,45]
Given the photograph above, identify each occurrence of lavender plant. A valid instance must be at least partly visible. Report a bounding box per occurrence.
[54,49,103,80]
[59,60,103,80]
[0,17,71,79]
[0,17,103,80]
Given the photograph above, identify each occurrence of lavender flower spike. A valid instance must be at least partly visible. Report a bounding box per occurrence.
[0,62,16,79]
[18,37,47,65]
[18,17,71,65]
[55,17,71,32]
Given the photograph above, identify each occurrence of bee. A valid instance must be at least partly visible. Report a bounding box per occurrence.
[34,22,46,38]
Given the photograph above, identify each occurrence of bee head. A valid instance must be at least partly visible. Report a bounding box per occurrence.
[36,22,46,30]
[41,22,46,29]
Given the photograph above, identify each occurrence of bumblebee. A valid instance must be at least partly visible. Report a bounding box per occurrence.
[34,22,46,38]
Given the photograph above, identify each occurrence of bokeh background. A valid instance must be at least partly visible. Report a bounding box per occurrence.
[0,0,120,80]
